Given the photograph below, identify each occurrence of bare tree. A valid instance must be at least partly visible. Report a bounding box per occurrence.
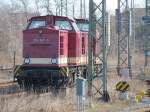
[54,0,69,16]
[19,0,28,23]
[68,0,74,17]
[40,0,53,15]
[34,0,40,15]
[54,0,61,15]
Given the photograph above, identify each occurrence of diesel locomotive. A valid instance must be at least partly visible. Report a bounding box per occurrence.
[13,15,100,90]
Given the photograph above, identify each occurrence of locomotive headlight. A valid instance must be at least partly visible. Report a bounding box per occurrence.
[51,58,57,64]
[24,58,30,64]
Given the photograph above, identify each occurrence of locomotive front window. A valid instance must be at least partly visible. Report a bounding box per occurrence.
[55,20,72,30]
[77,23,89,32]
[28,20,46,29]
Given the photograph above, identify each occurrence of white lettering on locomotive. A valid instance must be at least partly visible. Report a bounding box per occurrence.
[33,38,49,43]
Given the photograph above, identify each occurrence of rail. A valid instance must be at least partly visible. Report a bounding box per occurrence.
[0,81,17,87]
[135,107,150,112]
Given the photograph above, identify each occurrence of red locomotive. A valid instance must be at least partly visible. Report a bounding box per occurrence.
[76,18,101,65]
[14,15,100,91]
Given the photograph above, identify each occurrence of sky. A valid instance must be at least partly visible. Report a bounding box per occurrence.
[106,0,144,11]
[0,0,145,13]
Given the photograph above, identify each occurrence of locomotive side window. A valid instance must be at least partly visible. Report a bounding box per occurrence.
[82,37,85,54]
[60,36,64,55]
[55,20,72,30]
[77,23,89,32]
[28,20,46,29]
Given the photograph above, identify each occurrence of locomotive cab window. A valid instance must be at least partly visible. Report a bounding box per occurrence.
[28,20,46,29]
[77,23,89,32]
[55,20,72,30]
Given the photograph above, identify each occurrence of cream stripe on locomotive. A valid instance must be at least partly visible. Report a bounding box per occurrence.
[80,56,88,63]
[68,56,87,64]
[59,57,68,64]
[23,58,68,64]
[23,56,87,65]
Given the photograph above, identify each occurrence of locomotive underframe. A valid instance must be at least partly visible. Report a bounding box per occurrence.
[14,65,88,92]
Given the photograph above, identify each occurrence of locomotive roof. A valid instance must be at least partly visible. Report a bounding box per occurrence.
[30,15,75,22]
[75,18,89,23]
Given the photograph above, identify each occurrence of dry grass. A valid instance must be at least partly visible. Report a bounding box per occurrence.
[87,100,131,112]
[0,91,76,112]
[0,92,131,112]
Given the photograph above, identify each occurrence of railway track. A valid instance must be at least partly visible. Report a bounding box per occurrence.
[131,106,150,112]
[0,81,70,95]
[0,81,20,95]
[0,81,17,87]
[137,108,150,112]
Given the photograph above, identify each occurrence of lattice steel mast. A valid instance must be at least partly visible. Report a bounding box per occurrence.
[88,0,109,102]
[60,0,68,16]
[146,0,150,16]
[142,0,150,66]
[80,0,86,18]
[116,0,132,77]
